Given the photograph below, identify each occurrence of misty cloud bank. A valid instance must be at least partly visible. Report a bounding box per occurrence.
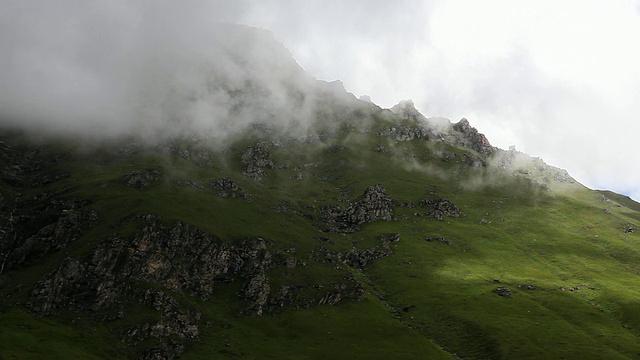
[0,1,353,141]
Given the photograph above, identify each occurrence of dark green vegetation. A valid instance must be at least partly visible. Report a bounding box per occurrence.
[1,97,640,360]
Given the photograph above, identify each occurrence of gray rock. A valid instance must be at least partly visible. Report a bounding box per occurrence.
[322,185,395,233]
[493,286,511,297]
[420,198,461,220]
[452,118,494,155]
[123,168,162,189]
[242,142,274,181]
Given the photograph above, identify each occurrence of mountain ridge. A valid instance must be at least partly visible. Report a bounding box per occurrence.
[1,24,640,359]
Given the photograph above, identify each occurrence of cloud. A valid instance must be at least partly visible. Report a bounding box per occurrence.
[0,1,325,140]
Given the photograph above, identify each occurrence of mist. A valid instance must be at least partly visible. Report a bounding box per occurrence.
[0,1,337,142]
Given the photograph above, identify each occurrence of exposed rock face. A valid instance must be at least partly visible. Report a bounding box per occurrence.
[27,216,273,358]
[419,198,461,220]
[343,233,400,268]
[346,185,394,224]
[389,99,427,123]
[1,199,98,272]
[377,125,429,142]
[239,270,270,316]
[124,168,163,189]
[452,118,494,155]
[28,257,93,314]
[130,289,201,360]
[28,218,270,314]
[0,143,65,187]
[322,185,395,233]
[210,178,251,200]
[242,142,274,181]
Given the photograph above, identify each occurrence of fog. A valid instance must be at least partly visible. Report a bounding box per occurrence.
[0,1,328,141]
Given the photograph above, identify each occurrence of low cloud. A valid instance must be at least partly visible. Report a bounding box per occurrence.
[0,1,335,142]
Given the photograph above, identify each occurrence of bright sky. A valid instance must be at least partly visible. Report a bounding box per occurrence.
[1,0,639,200]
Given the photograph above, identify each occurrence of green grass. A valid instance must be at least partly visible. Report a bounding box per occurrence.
[2,110,640,359]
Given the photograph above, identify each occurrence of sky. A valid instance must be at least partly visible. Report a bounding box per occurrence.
[1,1,639,200]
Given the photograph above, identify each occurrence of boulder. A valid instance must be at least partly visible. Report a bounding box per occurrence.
[493,286,511,297]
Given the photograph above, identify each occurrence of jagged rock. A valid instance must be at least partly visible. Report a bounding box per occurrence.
[420,198,461,220]
[452,118,494,155]
[28,217,272,315]
[493,286,511,297]
[377,125,429,141]
[124,168,162,189]
[242,142,274,181]
[27,217,275,357]
[211,178,239,191]
[343,233,399,268]
[210,178,251,200]
[28,257,95,315]
[390,99,427,123]
[0,143,66,187]
[123,289,201,359]
[2,199,98,271]
[344,185,394,224]
[321,185,395,233]
[239,270,270,316]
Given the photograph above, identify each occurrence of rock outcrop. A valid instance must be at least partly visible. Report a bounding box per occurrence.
[1,199,98,272]
[389,99,427,123]
[27,216,273,357]
[123,168,163,189]
[377,125,429,142]
[493,286,511,297]
[419,198,461,220]
[343,233,400,268]
[242,142,274,181]
[452,118,494,155]
[321,185,395,233]
[210,178,251,200]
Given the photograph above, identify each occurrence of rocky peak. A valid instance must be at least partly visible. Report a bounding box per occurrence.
[390,99,427,123]
[452,118,494,155]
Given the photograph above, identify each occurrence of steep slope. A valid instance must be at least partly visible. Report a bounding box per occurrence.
[2,25,640,360]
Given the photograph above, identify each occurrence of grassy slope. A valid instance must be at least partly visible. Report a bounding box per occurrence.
[1,111,640,359]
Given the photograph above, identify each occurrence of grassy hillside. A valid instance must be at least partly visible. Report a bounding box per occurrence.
[1,104,639,359]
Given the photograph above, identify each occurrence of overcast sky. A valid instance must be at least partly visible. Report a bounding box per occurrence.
[1,1,639,200]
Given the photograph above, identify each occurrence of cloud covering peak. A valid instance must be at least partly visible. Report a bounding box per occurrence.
[0,2,329,140]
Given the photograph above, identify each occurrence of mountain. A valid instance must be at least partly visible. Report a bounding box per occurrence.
[1,25,640,360]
